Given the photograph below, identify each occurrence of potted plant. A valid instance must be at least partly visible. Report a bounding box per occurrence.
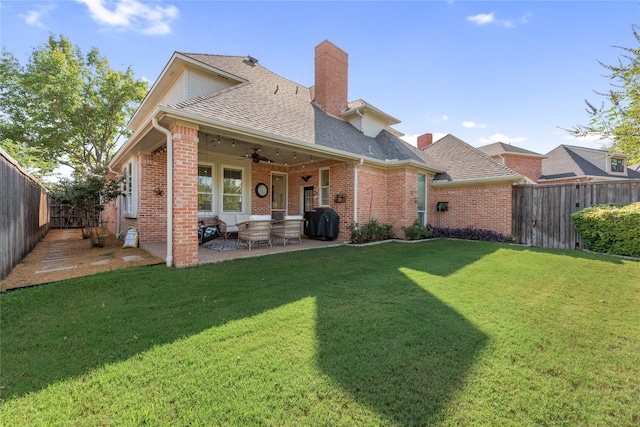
[334,192,345,203]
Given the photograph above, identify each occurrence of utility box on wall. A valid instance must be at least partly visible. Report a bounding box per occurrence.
[436,202,449,212]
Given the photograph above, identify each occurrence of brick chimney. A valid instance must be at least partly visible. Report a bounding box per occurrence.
[417,133,433,150]
[314,40,348,117]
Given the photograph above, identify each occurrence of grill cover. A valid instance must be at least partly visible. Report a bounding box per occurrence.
[304,208,340,240]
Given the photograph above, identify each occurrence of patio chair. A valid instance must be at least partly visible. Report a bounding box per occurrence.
[237,215,273,251]
[217,213,250,240]
[270,215,305,246]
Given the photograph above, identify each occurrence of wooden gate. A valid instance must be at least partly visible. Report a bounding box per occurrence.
[50,203,83,228]
[512,181,640,249]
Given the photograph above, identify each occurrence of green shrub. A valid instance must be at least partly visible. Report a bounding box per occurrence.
[571,202,640,257]
[402,219,432,240]
[349,219,395,244]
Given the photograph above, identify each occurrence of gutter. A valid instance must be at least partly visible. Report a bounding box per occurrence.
[134,106,445,173]
[431,175,524,188]
[152,116,174,267]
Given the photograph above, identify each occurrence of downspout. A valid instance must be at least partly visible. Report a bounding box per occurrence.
[353,158,364,224]
[152,116,173,267]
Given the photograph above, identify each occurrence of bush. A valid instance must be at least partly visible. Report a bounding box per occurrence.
[571,202,640,257]
[427,225,516,243]
[402,219,432,240]
[349,219,395,244]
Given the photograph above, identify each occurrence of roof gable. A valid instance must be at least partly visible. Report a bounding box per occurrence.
[477,142,545,158]
[541,145,640,180]
[422,134,522,184]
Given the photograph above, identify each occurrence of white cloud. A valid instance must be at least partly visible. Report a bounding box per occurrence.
[467,13,494,25]
[479,133,528,144]
[20,5,55,28]
[76,0,179,35]
[462,121,487,129]
[467,11,531,28]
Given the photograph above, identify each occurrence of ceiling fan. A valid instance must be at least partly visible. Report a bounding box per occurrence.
[245,147,273,164]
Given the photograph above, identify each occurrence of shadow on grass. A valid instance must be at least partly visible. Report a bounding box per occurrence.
[0,241,492,423]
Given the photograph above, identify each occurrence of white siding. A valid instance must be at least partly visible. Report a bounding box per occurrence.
[160,69,236,106]
[347,113,388,137]
[361,114,387,138]
[162,71,186,105]
[186,69,234,100]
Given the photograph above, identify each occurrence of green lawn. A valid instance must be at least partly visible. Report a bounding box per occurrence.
[1,240,639,426]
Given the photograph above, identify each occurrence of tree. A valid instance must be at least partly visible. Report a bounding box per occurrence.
[50,173,124,247]
[0,34,148,177]
[568,25,640,164]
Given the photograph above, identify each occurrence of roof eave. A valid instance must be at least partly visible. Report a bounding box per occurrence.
[431,175,524,188]
[127,53,248,131]
[111,106,446,173]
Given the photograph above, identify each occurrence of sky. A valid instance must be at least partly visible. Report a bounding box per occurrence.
[1,0,639,156]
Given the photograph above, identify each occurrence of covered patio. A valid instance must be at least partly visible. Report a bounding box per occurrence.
[141,236,346,265]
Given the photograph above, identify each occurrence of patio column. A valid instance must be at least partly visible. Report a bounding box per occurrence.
[171,123,199,267]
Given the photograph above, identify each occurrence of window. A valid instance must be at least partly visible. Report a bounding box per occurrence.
[417,173,426,225]
[319,168,330,206]
[122,160,137,217]
[611,157,625,173]
[223,168,243,212]
[198,165,213,212]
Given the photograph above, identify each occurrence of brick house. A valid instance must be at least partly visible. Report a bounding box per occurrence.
[108,40,523,267]
[538,145,640,183]
[477,142,546,183]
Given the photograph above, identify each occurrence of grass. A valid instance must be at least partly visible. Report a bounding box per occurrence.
[1,240,639,426]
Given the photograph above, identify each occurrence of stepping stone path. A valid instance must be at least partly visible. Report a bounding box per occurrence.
[35,229,78,274]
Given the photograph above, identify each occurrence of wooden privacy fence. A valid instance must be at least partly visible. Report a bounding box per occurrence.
[512,181,640,250]
[0,148,51,280]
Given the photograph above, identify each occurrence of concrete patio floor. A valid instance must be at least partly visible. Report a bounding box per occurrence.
[141,236,347,266]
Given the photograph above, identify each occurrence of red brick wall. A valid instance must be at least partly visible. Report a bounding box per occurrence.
[429,183,513,236]
[355,165,422,239]
[138,151,167,242]
[502,154,542,183]
[171,125,199,267]
[314,41,348,117]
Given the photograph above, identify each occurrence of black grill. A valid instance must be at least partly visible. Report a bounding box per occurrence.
[304,208,340,240]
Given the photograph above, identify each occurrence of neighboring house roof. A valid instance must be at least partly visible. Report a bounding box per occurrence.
[540,145,640,181]
[420,134,522,186]
[477,142,546,158]
[165,53,441,169]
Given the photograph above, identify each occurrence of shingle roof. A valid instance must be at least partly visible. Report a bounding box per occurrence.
[477,142,544,157]
[172,53,434,166]
[540,145,640,180]
[421,134,521,182]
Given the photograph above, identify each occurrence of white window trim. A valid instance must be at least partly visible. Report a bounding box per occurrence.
[198,162,216,216]
[220,164,248,213]
[609,157,626,174]
[122,158,138,218]
[319,167,330,206]
[417,173,427,226]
